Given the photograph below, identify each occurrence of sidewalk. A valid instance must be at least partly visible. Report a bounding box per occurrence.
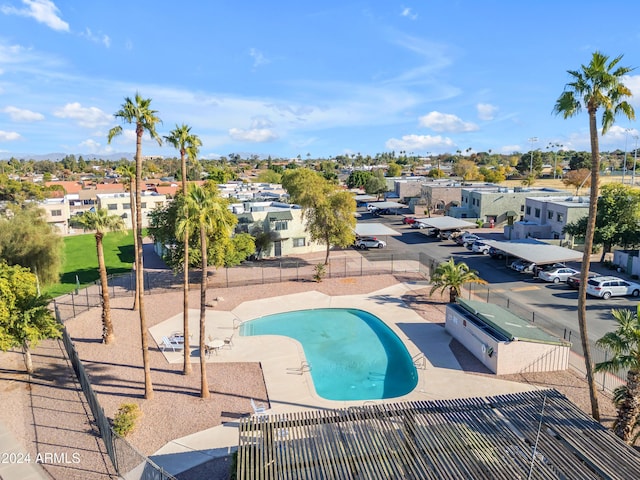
[0,419,50,480]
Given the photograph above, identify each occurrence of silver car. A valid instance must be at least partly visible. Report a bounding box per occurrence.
[355,236,387,249]
[586,276,640,299]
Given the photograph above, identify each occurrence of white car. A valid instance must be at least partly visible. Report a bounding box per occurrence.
[355,236,387,249]
[510,259,534,273]
[538,267,579,283]
[471,241,491,254]
[586,276,640,299]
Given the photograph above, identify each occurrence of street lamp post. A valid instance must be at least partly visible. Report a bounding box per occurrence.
[528,137,538,175]
[633,135,639,185]
[623,128,631,184]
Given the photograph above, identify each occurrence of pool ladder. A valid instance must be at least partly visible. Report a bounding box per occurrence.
[413,353,427,370]
[287,361,311,375]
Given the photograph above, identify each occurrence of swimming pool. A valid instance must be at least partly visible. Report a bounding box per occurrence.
[240,308,418,401]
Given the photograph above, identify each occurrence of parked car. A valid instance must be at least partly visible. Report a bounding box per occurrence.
[510,259,534,273]
[354,236,387,249]
[586,276,640,299]
[534,263,566,277]
[411,221,429,229]
[456,233,480,247]
[488,247,505,259]
[471,241,491,254]
[566,271,598,289]
[538,267,579,283]
[402,216,417,224]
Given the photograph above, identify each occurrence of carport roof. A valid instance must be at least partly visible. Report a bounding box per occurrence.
[354,223,401,236]
[366,200,405,209]
[481,238,583,264]
[416,216,477,231]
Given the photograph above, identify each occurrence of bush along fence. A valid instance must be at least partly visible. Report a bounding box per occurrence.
[56,305,177,480]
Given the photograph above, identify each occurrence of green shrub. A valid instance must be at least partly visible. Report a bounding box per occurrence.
[313,263,326,283]
[112,403,141,437]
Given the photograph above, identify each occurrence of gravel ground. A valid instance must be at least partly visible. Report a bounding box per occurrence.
[0,270,622,480]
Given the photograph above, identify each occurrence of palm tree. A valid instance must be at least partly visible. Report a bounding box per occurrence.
[429,258,487,303]
[108,93,162,400]
[164,124,202,376]
[595,308,640,443]
[176,184,233,398]
[553,51,635,420]
[76,209,125,344]
[115,163,139,311]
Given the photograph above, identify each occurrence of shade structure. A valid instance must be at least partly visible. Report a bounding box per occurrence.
[481,238,583,265]
[414,216,477,231]
[354,223,401,237]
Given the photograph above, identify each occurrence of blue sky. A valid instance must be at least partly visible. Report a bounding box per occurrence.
[2,1,640,160]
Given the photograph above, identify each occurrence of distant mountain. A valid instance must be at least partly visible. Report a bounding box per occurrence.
[0,152,136,161]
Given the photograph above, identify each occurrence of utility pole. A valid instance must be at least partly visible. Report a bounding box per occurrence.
[634,135,639,185]
[528,137,538,175]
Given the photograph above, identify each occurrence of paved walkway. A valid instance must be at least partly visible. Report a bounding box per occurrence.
[0,420,50,480]
[148,282,539,477]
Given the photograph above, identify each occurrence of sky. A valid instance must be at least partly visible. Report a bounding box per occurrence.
[2,1,640,161]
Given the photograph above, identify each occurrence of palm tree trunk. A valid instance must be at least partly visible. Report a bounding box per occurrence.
[130,176,139,311]
[182,153,191,375]
[199,225,210,399]
[96,233,114,344]
[615,369,640,442]
[449,286,457,303]
[324,232,330,265]
[22,341,33,374]
[577,109,601,420]
[135,127,153,400]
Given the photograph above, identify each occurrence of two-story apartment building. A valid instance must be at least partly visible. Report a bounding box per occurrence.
[95,192,167,229]
[449,187,566,225]
[234,201,324,258]
[40,197,71,234]
[510,195,590,241]
[413,181,497,215]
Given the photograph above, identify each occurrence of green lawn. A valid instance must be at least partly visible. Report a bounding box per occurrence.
[45,231,135,297]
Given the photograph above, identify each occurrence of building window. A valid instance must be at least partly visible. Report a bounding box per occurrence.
[123,203,131,210]
[141,202,147,209]
[274,220,288,231]
[293,237,305,247]
[520,205,525,212]
[534,208,541,218]
[107,204,117,210]
[557,213,564,222]
[526,206,531,215]
[51,209,62,217]
[548,211,553,220]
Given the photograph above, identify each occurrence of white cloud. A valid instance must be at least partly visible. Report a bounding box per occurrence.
[1,0,69,32]
[385,134,454,152]
[229,127,278,143]
[249,48,270,68]
[419,111,478,132]
[80,28,111,47]
[3,105,44,121]
[53,102,111,128]
[401,7,418,20]
[0,130,21,141]
[477,103,498,121]
[79,138,101,152]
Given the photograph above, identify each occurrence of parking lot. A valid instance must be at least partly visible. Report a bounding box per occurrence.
[354,206,638,344]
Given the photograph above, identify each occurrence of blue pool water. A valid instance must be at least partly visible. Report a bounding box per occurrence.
[239,308,418,401]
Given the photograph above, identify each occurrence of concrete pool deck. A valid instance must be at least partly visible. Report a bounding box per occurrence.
[149,282,539,475]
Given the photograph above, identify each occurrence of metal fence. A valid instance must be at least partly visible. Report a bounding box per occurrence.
[56,306,177,480]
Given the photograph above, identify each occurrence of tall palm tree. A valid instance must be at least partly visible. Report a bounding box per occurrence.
[76,209,125,344]
[429,258,487,303]
[115,163,139,311]
[553,51,635,420]
[108,93,162,400]
[595,308,640,443]
[164,124,202,376]
[176,184,233,399]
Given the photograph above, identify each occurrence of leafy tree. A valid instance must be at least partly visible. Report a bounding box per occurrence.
[564,183,640,260]
[346,170,373,189]
[386,162,403,177]
[0,263,61,374]
[176,184,235,399]
[429,258,487,303]
[250,226,277,259]
[282,169,356,264]
[75,209,125,344]
[595,308,640,443]
[453,159,482,181]
[0,205,64,286]
[479,166,506,183]
[515,151,544,176]
[108,93,162,400]
[562,168,592,193]
[569,151,592,171]
[554,51,635,420]
[364,170,388,199]
[256,169,282,184]
[164,124,202,376]
[427,168,446,179]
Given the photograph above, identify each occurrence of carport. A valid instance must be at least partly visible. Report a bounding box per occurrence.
[354,223,401,237]
[366,200,405,214]
[414,216,477,235]
[481,238,583,265]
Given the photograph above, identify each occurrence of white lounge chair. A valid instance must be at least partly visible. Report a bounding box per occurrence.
[161,336,184,352]
[223,334,234,349]
[251,398,268,416]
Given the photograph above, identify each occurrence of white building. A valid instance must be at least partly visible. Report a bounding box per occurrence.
[39,197,71,234]
[510,195,590,241]
[95,192,167,229]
